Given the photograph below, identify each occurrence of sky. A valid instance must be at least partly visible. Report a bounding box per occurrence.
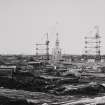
[0,0,105,55]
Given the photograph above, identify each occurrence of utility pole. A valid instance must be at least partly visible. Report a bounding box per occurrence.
[46,33,50,61]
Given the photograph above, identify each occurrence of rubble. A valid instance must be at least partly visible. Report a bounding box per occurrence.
[0,72,105,96]
[0,96,34,105]
[49,82,105,95]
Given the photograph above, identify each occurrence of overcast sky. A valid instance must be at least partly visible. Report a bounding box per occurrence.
[0,0,105,55]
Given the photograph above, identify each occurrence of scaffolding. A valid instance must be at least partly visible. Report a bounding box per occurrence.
[84,26,101,61]
[36,33,50,61]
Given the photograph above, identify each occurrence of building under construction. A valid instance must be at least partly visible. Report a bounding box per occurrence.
[84,26,101,62]
[35,25,104,64]
[36,33,50,61]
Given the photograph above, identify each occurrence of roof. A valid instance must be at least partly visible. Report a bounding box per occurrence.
[0,66,16,69]
[28,61,42,64]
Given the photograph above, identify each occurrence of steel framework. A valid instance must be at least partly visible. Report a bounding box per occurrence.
[84,26,101,61]
[36,33,50,61]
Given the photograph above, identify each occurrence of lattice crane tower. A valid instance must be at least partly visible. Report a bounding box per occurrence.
[52,32,62,63]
